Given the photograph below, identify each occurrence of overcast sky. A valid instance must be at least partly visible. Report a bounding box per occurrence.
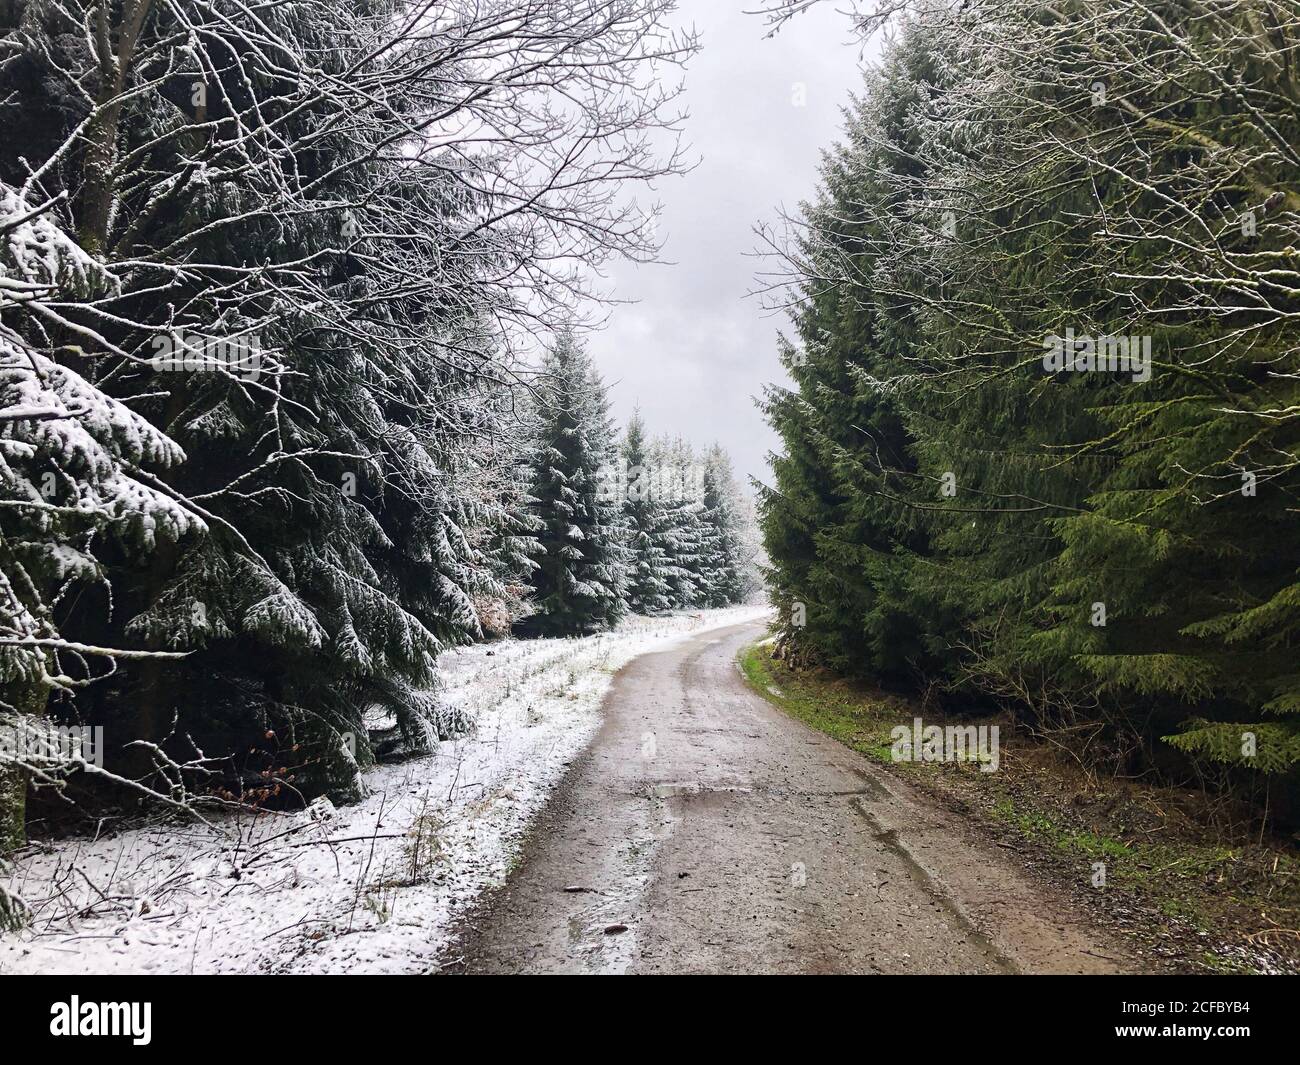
[586,2,870,495]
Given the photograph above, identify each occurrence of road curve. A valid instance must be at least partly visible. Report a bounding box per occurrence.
[451,619,1143,974]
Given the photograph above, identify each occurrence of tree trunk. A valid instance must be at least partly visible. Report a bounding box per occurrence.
[0,763,22,856]
[0,677,48,857]
[0,780,25,928]
[77,0,155,253]
[0,692,31,933]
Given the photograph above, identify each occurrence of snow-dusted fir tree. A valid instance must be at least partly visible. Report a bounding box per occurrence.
[464,385,543,637]
[0,0,695,805]
[698,446,746,607]
[619,412,675,614]
[0,186,205,924]
[518,332,628,636]
[650,436,708,609]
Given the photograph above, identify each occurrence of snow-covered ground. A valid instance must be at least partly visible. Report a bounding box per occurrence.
[0,607,768,974]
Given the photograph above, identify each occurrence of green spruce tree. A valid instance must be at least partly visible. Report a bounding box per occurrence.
[517,332,628,636]
[620,412,674,614]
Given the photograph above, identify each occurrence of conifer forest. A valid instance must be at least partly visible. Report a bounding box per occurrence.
[1,0,1299,1011]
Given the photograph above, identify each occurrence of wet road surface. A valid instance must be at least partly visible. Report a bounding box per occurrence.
[453,619,1143,974]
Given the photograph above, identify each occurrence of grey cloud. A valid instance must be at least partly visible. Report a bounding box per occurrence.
[587,2,869,492]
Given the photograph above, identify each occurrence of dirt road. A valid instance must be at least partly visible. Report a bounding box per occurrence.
[452,619,1144,974]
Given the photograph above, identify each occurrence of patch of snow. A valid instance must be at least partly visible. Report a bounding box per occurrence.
[0,606,769,974]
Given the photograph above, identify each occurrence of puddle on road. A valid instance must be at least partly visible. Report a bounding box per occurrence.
[641,782,755,800]
[563,783,704,971]
[649,782,699,799]
[563,831,655,974]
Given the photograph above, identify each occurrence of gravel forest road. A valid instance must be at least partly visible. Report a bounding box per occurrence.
[451,618,1146,975]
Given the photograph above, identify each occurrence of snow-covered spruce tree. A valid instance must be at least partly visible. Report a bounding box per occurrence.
[0,0,695,803]
[650,436,709,609]
[461,382,543,638]
[727,466,766,603]
[0,185,203,924]
[2,0,485,800]
[517,332,628,636]
[698,445,746,607]
[619,412,674,614]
